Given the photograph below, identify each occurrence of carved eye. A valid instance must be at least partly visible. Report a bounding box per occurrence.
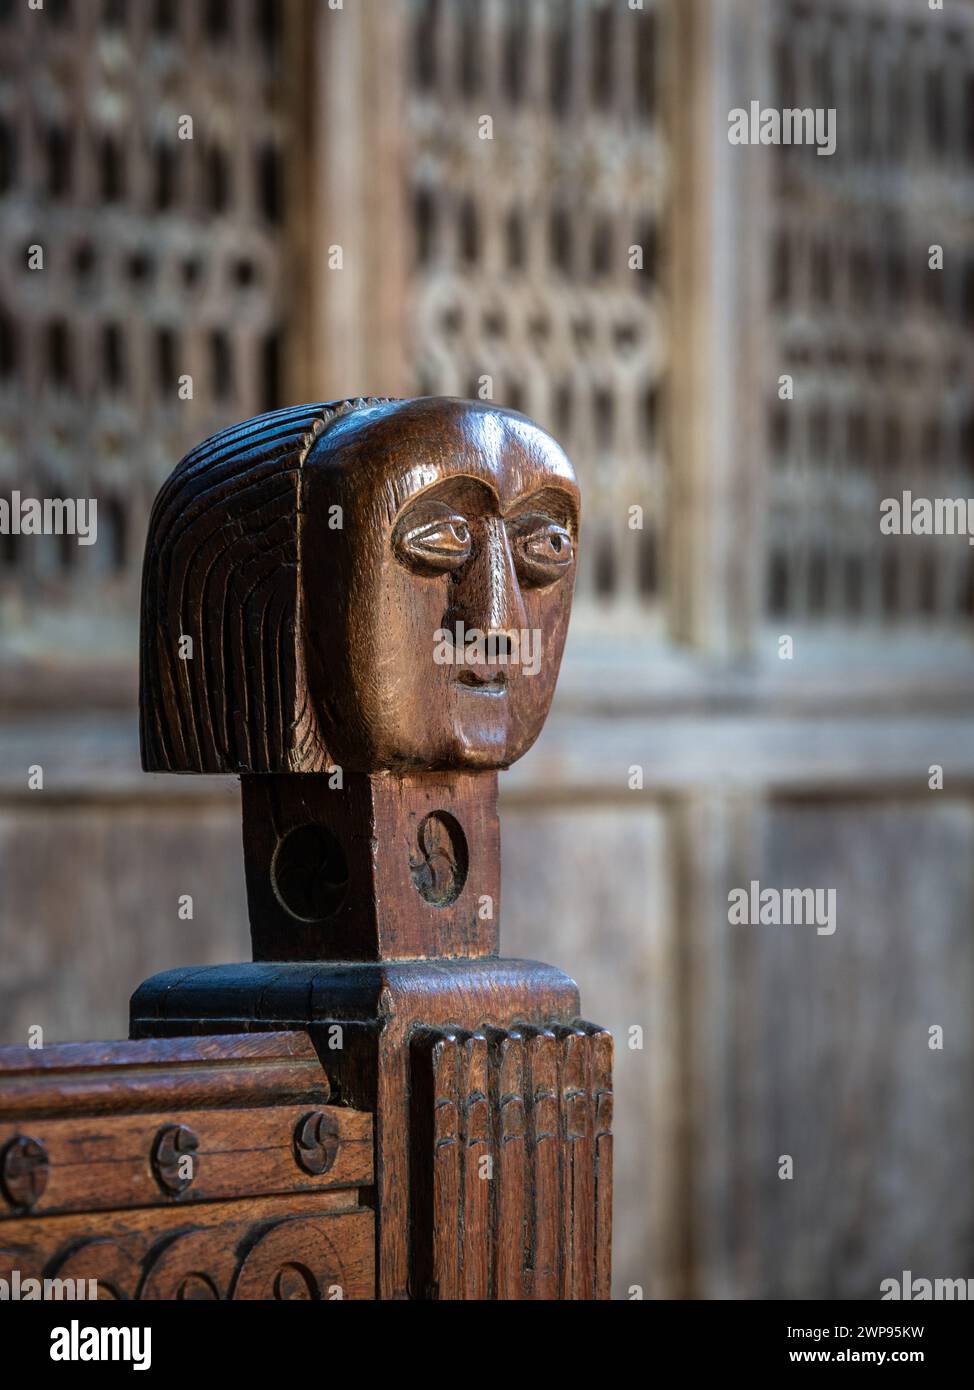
[393,509,472,575]
[508,516,574,587]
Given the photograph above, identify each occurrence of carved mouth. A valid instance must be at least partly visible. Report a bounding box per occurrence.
[455,670,508,695]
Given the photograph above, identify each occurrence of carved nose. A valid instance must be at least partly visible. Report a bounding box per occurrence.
[447,518,527,640]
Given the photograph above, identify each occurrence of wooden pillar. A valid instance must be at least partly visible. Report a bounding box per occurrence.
[292,0,411,402]
[669,0,771,657]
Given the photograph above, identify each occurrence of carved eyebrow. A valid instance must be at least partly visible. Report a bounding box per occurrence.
[503,485,578,531]
[388,474,578,529]
[391,475,500,517]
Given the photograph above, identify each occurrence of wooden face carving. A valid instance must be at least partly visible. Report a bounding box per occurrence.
[301,398,579,771]
[139,397,578,774]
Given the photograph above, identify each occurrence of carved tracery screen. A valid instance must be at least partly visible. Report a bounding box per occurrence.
[0,0,297,659]
[766,0,974,628]
[14,0,961,652]
[406,0,669,635]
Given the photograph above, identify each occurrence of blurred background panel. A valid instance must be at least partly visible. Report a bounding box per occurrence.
[1,0,973,1299]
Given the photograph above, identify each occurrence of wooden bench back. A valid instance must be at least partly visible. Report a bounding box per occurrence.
[0,1032,373,1300]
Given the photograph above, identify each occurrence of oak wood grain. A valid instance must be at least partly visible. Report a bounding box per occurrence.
[0,1032,331,1118]
[0,1193,374,1300]
[408,1020,612,1300]
[0,1104,372,1218]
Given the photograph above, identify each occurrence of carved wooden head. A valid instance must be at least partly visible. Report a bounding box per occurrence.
[141,397,579,775]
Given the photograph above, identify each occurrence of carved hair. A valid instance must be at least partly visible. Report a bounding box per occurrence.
[140,398,394,774]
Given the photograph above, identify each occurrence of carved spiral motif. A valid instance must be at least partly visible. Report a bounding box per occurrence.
[409,811,468,906]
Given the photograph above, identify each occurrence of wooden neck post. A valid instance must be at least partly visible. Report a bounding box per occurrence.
[242,769,500,961]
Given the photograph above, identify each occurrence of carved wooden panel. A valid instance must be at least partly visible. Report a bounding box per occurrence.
[0,1031,376,1299]
[730,796,974,1299]
[0,1194,374,1301]
[0,1105,371,1217]
[410,1021,612,1300]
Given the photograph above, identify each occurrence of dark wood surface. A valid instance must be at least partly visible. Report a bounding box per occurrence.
[0,1031,331,1114]
[136,397,610,1298]
[0,1030,375,1299]
[139,397,578,779]
[241,768,501,961]
[0,396,612,1299]
[0,1105,372,1217]
[410,1022,613,1301]
[1,1196,374,1301]
[130,957,609,1300]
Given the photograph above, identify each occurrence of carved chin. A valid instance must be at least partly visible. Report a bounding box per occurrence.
[449,742,508,770]
[445,702,514,769]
